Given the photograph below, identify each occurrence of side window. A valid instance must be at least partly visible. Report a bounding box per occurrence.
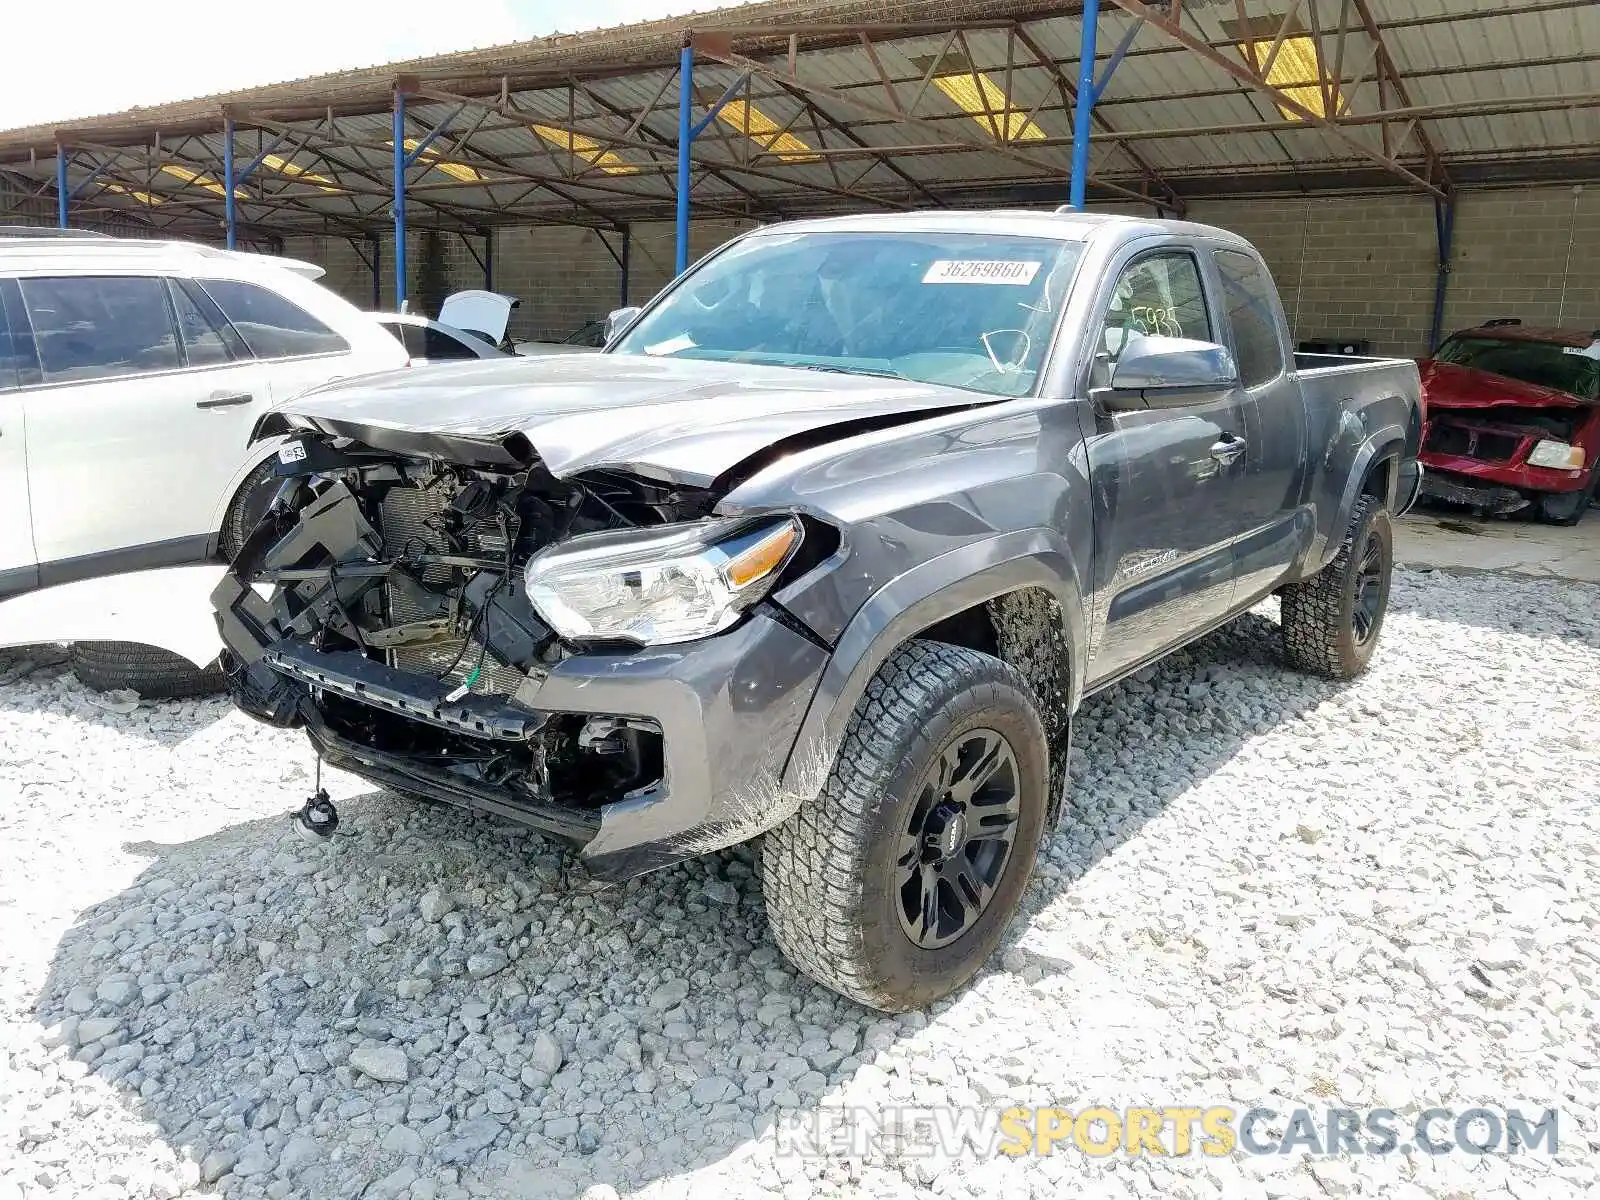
[19,276,181,384]
[166,279,239,368]
[1101,252,1211,363]
[197,279,349,359]
[0,281,41,389]
[1215,250,1285,387]
[423,326,485,360]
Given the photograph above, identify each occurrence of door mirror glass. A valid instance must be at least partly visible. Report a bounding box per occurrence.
[1103,334,1237,409]
[604,307,643,347]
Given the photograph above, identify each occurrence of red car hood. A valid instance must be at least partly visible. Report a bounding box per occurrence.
[1418,359,1590,411]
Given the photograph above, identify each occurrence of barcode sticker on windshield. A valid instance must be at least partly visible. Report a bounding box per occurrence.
[922,260,1042,285]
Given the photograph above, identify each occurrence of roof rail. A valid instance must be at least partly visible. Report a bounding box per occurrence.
[0,225,111,239]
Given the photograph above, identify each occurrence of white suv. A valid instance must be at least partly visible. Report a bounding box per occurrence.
[0,230,408,598]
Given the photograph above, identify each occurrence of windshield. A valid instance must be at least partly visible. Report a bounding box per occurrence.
[611,231,1084,397]
[1435,335,1600,401]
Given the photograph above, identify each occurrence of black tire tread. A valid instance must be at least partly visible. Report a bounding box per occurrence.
[761,640,1040,1011]
[69,641,224,700]
[1280,495,1387,679]
[219,460,280,561]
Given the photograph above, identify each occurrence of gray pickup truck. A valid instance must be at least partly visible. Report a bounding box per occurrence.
[214,211,1422,1011]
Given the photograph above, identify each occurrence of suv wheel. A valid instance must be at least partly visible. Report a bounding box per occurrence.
[219,460,282,561]
[762,640,1048,1012]
[1280,495,1393,679]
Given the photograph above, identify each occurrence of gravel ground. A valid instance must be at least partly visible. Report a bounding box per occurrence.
[1,568,1597,1200]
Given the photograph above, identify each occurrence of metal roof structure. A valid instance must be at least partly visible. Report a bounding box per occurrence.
[0,0,1594,249]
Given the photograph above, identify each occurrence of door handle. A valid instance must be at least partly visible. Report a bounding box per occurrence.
[196,392,253,409]
[1210,434,1247,466]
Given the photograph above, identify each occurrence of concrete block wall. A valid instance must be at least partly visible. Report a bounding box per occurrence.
[282,183,1597,359]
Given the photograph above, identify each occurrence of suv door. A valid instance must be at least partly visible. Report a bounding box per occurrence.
[0,280,39,594]
[1211,247,1309,602]
[195,277,358,409]
[18,273,267,574]
[1081,246,1256,685]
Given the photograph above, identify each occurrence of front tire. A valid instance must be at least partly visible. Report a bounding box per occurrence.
[1280,495,1393,679]
[69,642,223,700]
[762,641,1048,1012]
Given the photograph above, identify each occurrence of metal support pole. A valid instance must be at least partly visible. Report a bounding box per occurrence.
[1429,196,1455,351]
[224,117,237,251]
[675,42,694,276]
[393,90,408,311]
[1070,0,1101,210]
[56,148,68,229]
[620,224,631,307]
[482,230,494,291]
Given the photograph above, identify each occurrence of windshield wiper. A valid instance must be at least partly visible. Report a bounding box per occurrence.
[796,363,908,381]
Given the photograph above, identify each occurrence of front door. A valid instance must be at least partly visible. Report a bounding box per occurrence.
[1083,247,1257,686]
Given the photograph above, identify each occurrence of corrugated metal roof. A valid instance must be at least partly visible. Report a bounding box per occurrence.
[2,0,1595,237]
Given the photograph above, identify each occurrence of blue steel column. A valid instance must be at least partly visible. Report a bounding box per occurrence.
[675,42,694,276]
[224,117,237,250]
[1069,0,1101,211]
[393,91,408,311]
[56,147,68,228]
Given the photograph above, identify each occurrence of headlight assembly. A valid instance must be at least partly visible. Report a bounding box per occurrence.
[1527,439,1586,470]
[523,517,803,646]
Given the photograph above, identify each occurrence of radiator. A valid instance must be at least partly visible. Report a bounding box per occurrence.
[377,481,525,698]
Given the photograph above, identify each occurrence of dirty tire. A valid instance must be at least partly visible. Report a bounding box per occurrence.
[761,640,1048,1012]
[219,460,282,561]
[69,642,224,700]
[1280,495,1393,679]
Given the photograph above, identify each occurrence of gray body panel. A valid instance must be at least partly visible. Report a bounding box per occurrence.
[217,211,1421,879]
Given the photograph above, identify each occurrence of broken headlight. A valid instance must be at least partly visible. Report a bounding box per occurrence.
[523,517,802,646]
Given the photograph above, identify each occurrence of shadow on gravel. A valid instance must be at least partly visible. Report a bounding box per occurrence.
[28,610,1353,1198]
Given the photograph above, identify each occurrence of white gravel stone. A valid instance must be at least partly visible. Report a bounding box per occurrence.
[350,1044,410,1084]
[1,571,1597,1199]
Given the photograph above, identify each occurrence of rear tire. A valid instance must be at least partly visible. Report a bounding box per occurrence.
[219,460,282,561]
[69,642,224,700]
[761,640,1049,1012]
[1280,496,1393,680]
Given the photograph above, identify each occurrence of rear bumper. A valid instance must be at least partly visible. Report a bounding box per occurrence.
[219,599,830,880]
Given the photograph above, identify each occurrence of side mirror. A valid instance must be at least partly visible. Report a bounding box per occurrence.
[1099,334,1238,411]
[603,306,642,347]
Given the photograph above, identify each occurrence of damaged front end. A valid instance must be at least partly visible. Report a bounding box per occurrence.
[213,425,834,879]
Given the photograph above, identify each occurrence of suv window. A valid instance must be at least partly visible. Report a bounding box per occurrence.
[19,275,182,383]
[166,279,240,368]
[1215,249,1285,387]
[198,279,348,359]
[1101,251,1211,363]
[424,325,485,360]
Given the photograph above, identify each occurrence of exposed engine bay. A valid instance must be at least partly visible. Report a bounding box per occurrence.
[216,434,730,828]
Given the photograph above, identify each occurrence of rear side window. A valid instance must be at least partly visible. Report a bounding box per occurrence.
[424,326,485,360]
[19,275,181,383]
[198,278,348,359]
[166,279,241,368]
[0,281,40,389]
[1214,250,1285,387]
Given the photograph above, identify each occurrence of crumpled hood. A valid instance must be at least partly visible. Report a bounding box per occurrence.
[1419,359,1591,411]
[267,353,985,486]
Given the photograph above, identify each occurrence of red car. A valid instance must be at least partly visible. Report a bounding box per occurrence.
[1417,321,1600,525]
